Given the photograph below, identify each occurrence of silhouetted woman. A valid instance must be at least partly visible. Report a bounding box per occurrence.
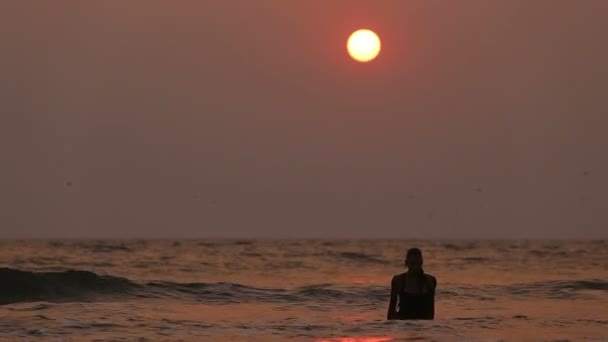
[387,248,437,320]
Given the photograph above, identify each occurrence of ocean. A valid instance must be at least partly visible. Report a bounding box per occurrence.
[1,239,607,341]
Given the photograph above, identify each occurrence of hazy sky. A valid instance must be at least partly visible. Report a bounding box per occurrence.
[1,1,607,239]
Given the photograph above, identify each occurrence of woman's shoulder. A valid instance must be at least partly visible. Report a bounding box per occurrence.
[424,273,437,287]
[391,272,407,285]
[392,272,407,279]
[391,272,436,286]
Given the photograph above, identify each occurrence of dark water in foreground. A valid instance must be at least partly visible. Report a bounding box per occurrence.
[1,239,607,341]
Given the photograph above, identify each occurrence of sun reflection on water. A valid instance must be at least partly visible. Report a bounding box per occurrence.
[314,337,393,342]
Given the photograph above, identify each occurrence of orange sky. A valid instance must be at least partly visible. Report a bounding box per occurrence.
[1,1,607,238]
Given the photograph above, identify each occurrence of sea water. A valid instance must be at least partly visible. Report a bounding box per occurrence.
[1,239,607,341]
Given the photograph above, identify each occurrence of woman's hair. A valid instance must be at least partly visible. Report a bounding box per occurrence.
[406,248,428,290]
[406,247,422,259]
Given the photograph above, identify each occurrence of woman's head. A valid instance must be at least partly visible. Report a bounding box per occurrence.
[405,247,423,272]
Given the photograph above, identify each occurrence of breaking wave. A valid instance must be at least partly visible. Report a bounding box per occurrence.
[1,268,606,305]
[0,268,139,305]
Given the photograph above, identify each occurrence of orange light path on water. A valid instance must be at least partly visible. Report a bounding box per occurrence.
[351,277,384,285]
[314,337,393,342]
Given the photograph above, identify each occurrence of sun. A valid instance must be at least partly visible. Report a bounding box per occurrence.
[347,29,381,63]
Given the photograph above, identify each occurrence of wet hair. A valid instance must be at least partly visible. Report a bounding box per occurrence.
[406,248,423,260]
[406,248,426,284]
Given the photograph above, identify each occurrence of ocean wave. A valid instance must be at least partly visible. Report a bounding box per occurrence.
[2,268,606,306]
[0,268,139,305]
[527,249,570,258]
[330,252,388,265]
[436,279,608,302]
[458,257,491,263]
[82,242,133,253]
[441,242,478,251]
[503,279,608,298]
[0,268,387,305]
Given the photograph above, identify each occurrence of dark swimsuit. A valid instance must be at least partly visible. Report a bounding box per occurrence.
[395,272,436,320]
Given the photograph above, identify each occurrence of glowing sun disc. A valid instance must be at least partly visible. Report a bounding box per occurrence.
[347,29,381,62]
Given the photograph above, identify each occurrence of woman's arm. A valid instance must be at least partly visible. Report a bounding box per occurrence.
[387,275,399,320]
[425,275,437,319]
